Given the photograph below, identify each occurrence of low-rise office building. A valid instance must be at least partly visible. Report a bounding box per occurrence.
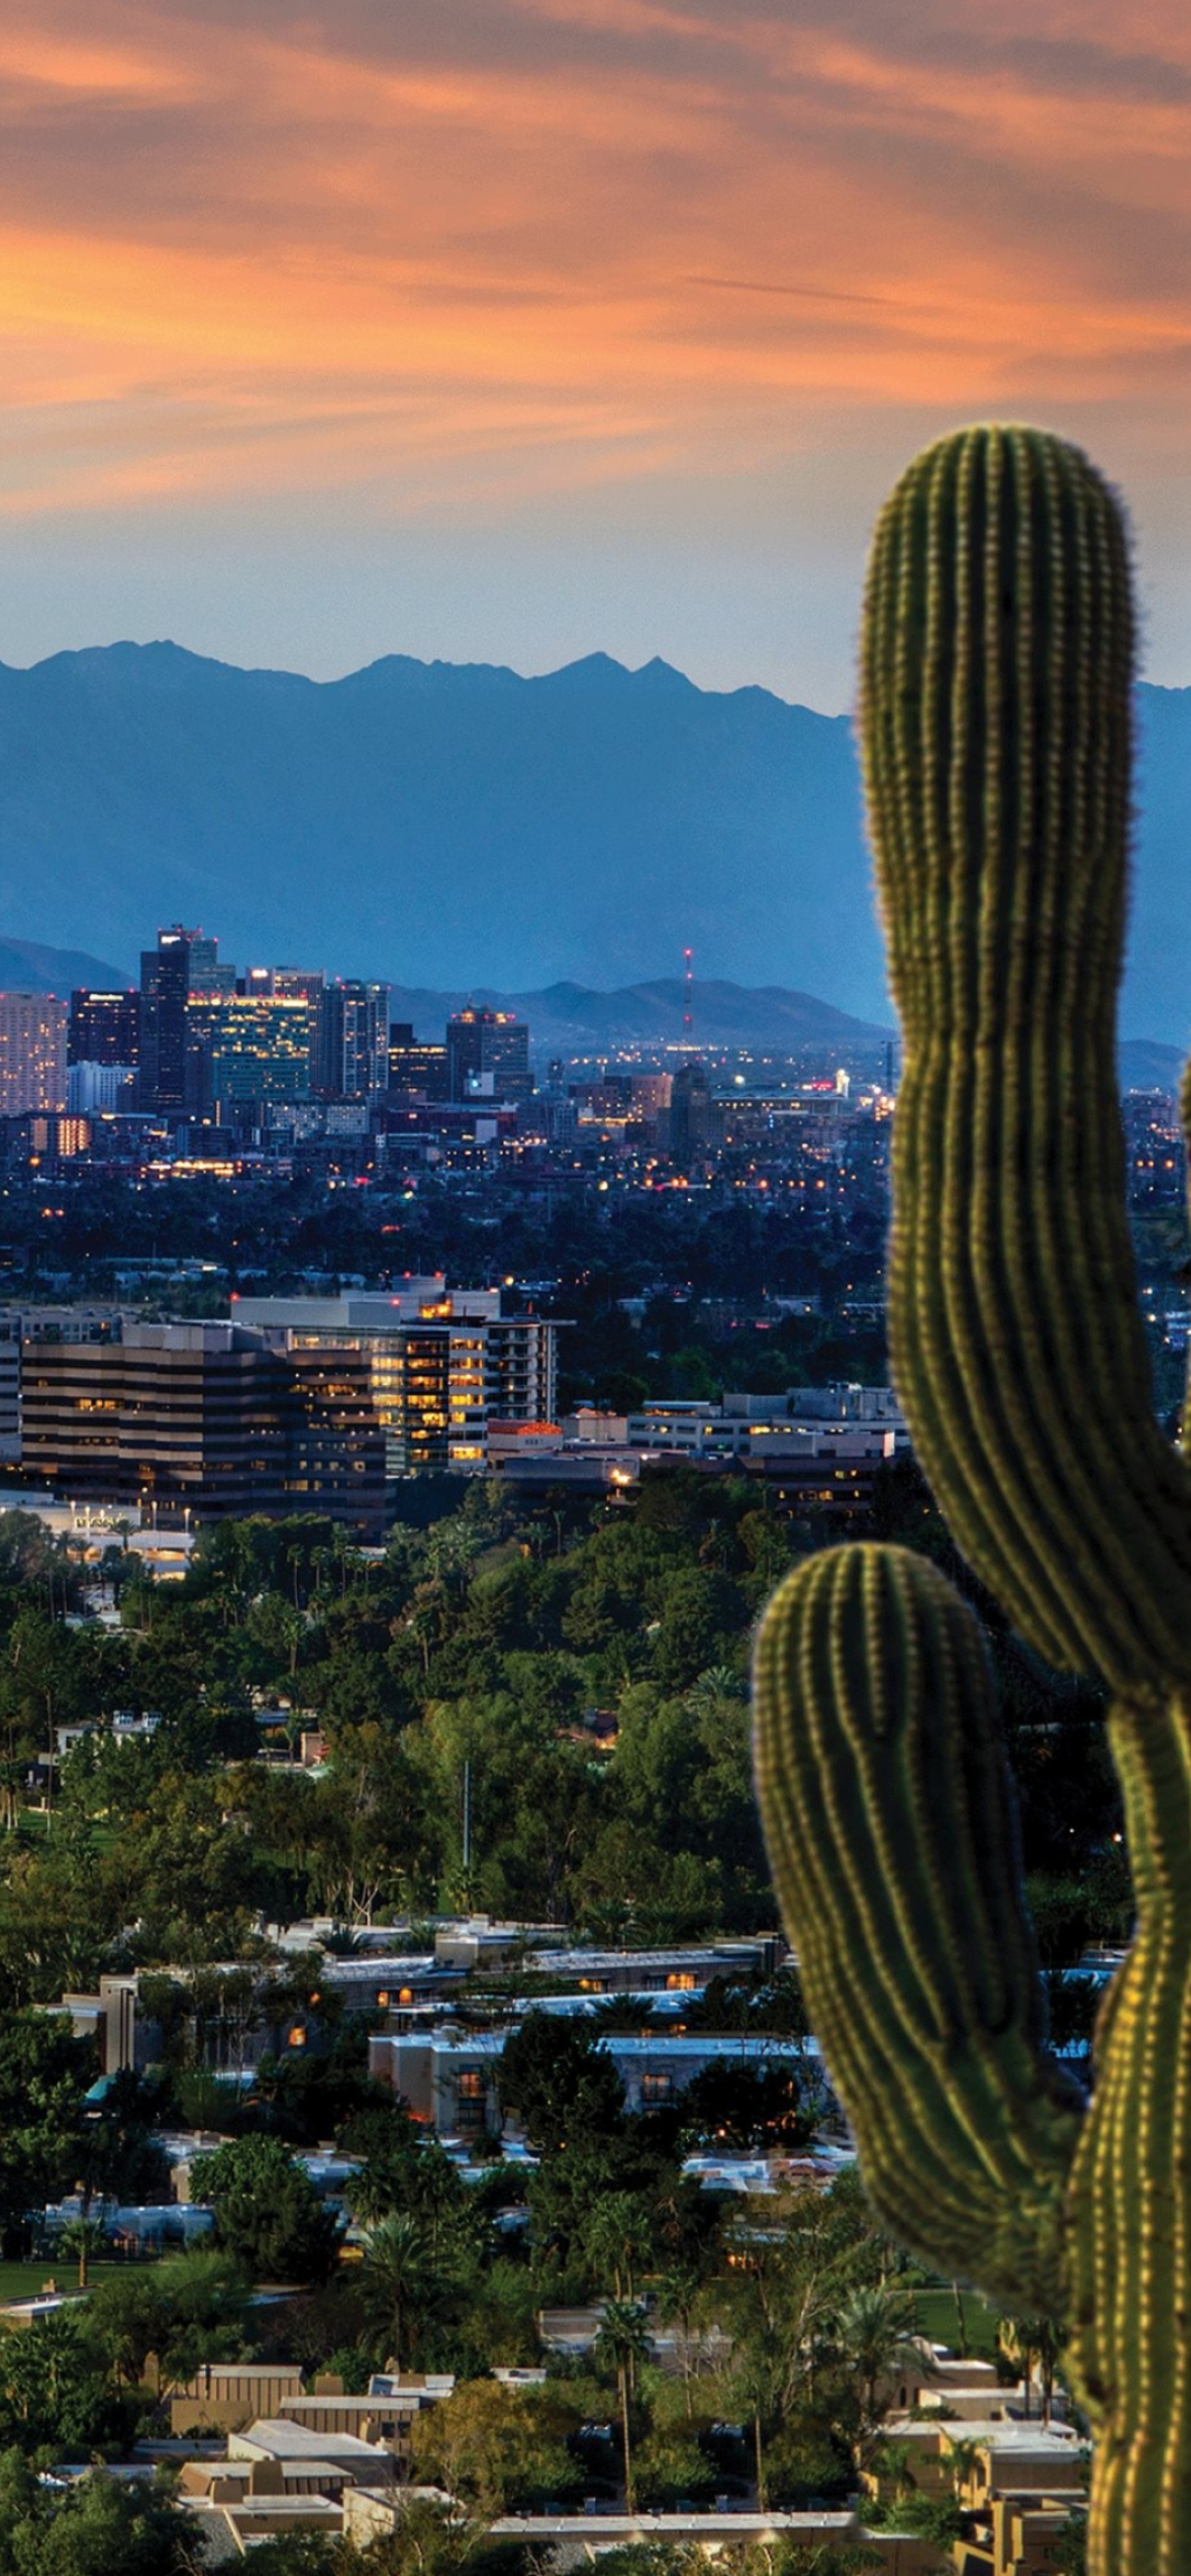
[20,1320,387,1533]
[369,2027,814,2137]
[236,1285,561,1476]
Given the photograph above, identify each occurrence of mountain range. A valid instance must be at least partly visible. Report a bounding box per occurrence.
[1,642,1189,1041]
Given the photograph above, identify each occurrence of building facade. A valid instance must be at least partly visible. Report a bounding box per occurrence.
[20,1320,386,1532]
[0,992,69,1116]
[446,1007,531,1106]
[68,988,140,1067]
[236,1286,560,1476]
[186,991,317,1116]
[316,982,390,1099]
[139,928,228,1115]
[387,1025,450,1102]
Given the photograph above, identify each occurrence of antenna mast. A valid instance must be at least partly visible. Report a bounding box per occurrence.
[683,947,693,1045]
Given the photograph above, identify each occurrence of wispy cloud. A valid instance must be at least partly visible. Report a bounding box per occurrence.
[3,0,1191,534]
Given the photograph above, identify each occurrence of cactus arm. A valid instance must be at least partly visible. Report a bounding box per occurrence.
[862,426,1191,1697]
[1068,1701,1191,2576]
[753,1540,1083,2309]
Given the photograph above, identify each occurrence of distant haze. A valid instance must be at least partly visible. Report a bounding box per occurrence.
[3,643,1190,1045]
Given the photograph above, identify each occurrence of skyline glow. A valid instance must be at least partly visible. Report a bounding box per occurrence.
[5,0,1191,708]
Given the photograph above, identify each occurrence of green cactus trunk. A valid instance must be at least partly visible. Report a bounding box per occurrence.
[1069,1701,1191,2567]
[754,423,1191,2576]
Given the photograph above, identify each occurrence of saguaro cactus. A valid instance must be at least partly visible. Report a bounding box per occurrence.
[753,425,1191,2575]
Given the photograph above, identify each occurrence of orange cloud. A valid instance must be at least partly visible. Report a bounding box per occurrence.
[2,0,1191,530]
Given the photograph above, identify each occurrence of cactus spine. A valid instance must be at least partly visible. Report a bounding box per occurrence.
[754,425,1191,2575]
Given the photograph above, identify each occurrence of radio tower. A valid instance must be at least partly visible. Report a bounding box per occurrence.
[683,946,694,1049]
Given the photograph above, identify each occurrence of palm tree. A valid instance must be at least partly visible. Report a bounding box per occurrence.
[595,2297,651,2512]
[58,2216,106,2291]
[357,2213,438,2370]
[729,2329,783,2511]
[583,2193,654,2302]
[996,2313,1066,2423]
[686,1664,743,1707]
[656,2261,707,2419]
[943,2432,987,2506]
[834,2283,929,2448]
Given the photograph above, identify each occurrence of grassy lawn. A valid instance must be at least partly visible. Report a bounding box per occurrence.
[913,2286,1002,2359]
[0,2261,147,2305]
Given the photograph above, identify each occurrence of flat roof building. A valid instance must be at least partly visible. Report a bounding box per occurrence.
[20,1320,386,1533]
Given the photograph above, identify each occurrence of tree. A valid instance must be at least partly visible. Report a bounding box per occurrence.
[191,2136,340,2283]
[595,2298,651,2511]
[56,2218,106,2293]
[996,2312,1067,2424]
[832,2285,927,2456]
[0,2012,89,2251]
[348,2493,481,2576]
[498,2010,624,2155]
[356,2213,440,2369]
[0,2310,128,2460]
[583,2191,656,2302]
[410,2378,579,2514]
[0,2460,194,2574]
[675,2058,817,2153]
[88,2247,250,2397]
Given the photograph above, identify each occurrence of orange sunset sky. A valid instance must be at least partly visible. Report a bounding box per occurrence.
[5,0,1191,705]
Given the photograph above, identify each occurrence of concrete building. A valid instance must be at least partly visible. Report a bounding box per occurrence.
[369,2027,813,2138]
[179,2417,397,2557]
[20,1319,387,1532]
[186,988,317,1116]
[0,1302,125,1462]
[67,1062,136,1115]
[0,991,68,1116]
[316,981,390,1099]
[68,987,140,1067]
[446,1005,532,1108]
[139,927,228,1115]
[388,1025,450,1102]
[236,1286,561,1477]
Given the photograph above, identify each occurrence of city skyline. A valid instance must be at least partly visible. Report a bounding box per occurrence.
[5,3,1191,708]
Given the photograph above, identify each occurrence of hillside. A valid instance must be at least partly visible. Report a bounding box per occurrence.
[0,644,1187,1039]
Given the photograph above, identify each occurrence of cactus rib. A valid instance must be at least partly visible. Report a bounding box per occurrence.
[754,420,1191,2576]
[1068,1702,1191,2572]
[863,425,1191,1699]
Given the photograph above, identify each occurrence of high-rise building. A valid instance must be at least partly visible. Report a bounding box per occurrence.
[388,1024,450,1101]
[185,990,316,1116]
[316,982,390,1098]
[668,1061,716,1165]
[0,993,69,1116]
[139,928,230,1115]
[68,989,140,1066]
[446,1006,531,1106]
[20,1320,385,1533]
